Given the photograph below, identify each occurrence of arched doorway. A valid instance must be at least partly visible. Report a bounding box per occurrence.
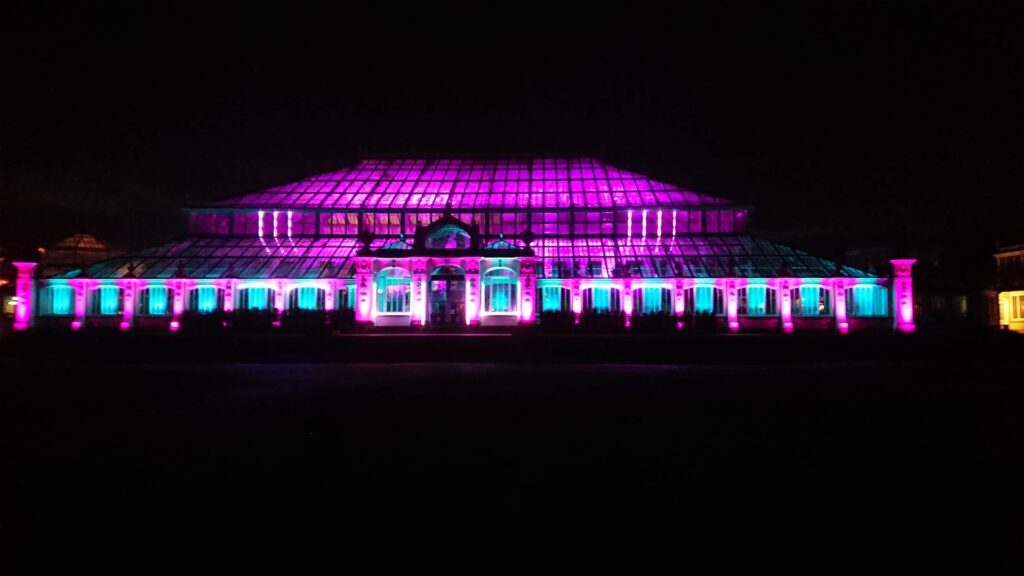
[429,265,466,326]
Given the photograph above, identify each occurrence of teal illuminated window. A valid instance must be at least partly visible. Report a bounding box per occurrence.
[377,268,411,313]
[846,285,888,317]
[141,286,169,316]
[582,287,621,313]
[89,286,122,316]
[239,287,272,310]
[288,287,325,311]
[336,287,357,310]
[792,286,832,317]
[684,285,724,315]
[541,286,570,312]
[188,286,222,313]
[633,286,672,315]
[41,285,73,316]
[484,268,518,313]
[738,286,777,316]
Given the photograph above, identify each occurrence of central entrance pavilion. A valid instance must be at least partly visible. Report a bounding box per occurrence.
[429,265,466,327]
[365,213,532,328]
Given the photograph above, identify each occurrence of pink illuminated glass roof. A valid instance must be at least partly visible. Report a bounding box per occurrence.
[60,235,873,280]
[204,158,734,211]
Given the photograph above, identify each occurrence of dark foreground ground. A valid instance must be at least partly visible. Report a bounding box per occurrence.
[1,332,1021,568]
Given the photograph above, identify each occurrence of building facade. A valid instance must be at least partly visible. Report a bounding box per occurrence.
[11,158,915,333]
[993,243,1024,332]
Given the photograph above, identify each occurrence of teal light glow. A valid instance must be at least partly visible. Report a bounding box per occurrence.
[592,287,611,312]
[339,286,356,309]
[488,277,512,312]
[99,286,120,315]
[247,287,269,310]
[379,277,410,312]
[694,285,714,313]
[196,286,218,313]
[851,285,888,316]
[50,285,73,315]
[799,286,822,316]
[295,287,320,310]
[541,286,563,312]
[746,286,768,316]
[148,286,168,315]
[641,287,664,314]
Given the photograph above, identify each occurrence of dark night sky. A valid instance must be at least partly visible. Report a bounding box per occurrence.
[2,2,1022,258]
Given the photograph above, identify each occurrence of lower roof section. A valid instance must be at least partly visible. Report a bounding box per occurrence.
[52,235,874,280]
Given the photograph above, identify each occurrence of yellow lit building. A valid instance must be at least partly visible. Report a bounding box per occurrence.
[994,244,1024,332]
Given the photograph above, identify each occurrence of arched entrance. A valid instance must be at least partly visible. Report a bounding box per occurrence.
[429,265,466,326]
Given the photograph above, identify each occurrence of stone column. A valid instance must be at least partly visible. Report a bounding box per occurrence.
[674,279,686,317]
[621,278,633,328]
[833,278,849,334]
[519,257,537,324]
[12,262,37,330]
[222,279,235,313]
[170,279,185,331]
[725,278,740,332]
[70,279,88,331]
[465,259,481,325]
[890,259,916,333]
[274,279,287,316]
[411,258,428,326]
[324,280,336,312]
[354,258,374,323]
[779,278,794,333]
[116,278,136,331]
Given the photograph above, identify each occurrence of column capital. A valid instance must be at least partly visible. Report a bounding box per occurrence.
[890,259,916,277]
[12,261,38,274]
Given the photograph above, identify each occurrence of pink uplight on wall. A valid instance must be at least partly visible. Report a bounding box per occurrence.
[723,278,741,332]
[890,259,916,333]
[12,262,37,330]
[117,278,136,331]
[779,279,794,333]
[834,279,849,334]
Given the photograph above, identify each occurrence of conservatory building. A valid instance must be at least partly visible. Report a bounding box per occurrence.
[11,158,915,333]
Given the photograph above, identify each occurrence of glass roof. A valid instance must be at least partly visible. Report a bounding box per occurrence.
[55,235,872,280]
[54,238,361,280]
[203,158,734,211]
[533,236,871,279]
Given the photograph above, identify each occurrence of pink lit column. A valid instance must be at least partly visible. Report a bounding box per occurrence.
[354,259,373,323]
[324,280,336,312]
[890,259,916,333]
[621,279,633,327]
[411,258,427,325]
[571,279,582,316]
[170,279,185,331]
[779,278,794,333]
[274,280,286,315]
[724,278,740,332]
[116,279,136,331]
[465,259,481,325]
[221,279,235,313]
[519,257,537,324]
[12,262,37,330]
[833,279,849,334]
[674,280,686,317]
[70,279,89,330]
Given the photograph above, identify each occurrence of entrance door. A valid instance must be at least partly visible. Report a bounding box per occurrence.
[429,267,466,327]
